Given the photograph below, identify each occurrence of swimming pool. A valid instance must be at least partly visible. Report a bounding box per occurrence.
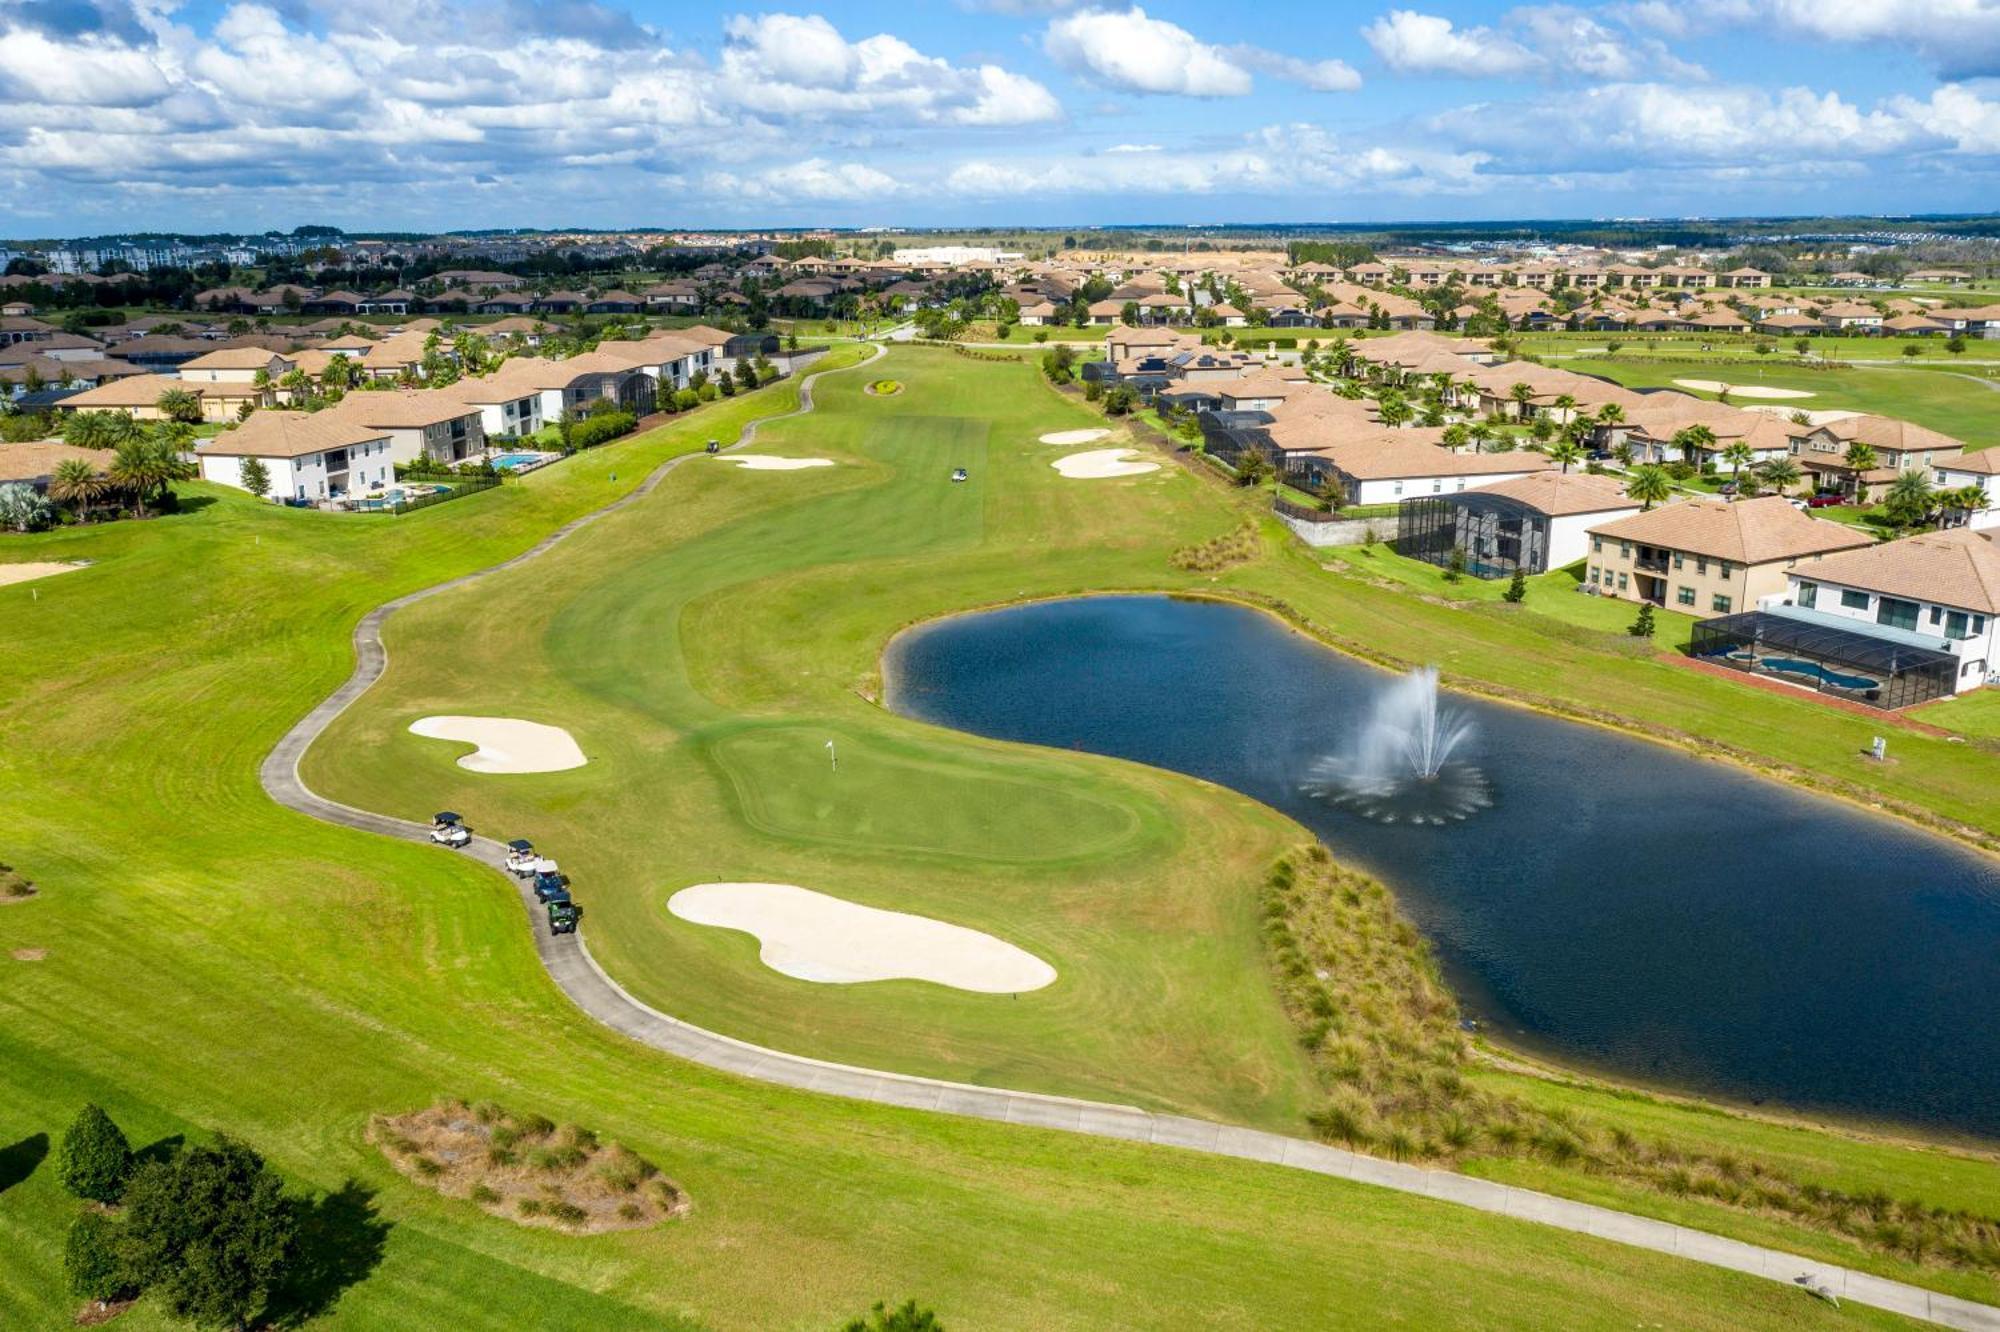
[1726,650,1879,692]
[490,452,553,472]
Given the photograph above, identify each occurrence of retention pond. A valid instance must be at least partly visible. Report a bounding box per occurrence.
[887,594,2000,1139]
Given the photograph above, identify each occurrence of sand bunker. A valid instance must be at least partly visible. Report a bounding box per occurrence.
[1052,448,1160,479]
[1672,379,1815,400]
[720,455,834,471]
[0,561,86,588]
[667,882,1056,993]
[1038,428,1112,445]
[409,716,587,774]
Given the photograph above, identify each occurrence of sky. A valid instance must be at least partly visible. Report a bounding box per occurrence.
[7,0,2000,234]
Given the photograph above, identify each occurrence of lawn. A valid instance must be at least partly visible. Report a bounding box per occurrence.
[0,345,1994,1327]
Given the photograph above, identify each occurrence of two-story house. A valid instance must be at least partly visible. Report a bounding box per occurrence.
[1585,496,1872,615]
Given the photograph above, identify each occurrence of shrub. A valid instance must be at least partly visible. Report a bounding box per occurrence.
[470,1184,500,1205]
[568,411,637,451]
[120,1136,296,1332]
[58,1104,132,1204]
[545,1200,589,1226]
[516,1197,544,1217]
[1502,568,1528,603]
[617,1201,644,1222]
[65,1212,130,1304]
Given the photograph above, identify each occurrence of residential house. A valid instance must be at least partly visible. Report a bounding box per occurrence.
[1584,496,1871,614]
[56,372,264,422]
[0,440,115,492]
[1397,470,1641,577]
[1818,301,1884,332]
[178,347,292,385]
[1790,415,1965,498]
[194,411,403,502]
[324,389,487,464]
[1935,450,2000,530]
[1291,432,1554,505]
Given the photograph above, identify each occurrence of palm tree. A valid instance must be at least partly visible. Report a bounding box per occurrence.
[1552,392,1577,423]
[1595,402,1625,428]
[154,387,202,424]
[1720,441,1754,481]
[1883,469,1936,529]
[1442,423,1470,453]
[1626,464,1673,510]
[1509,382,1534,419]
[1468,420,1494,453]
[108,436,195,519]
[1546,438,1584,473]
[1758,457,1803,497]
[1673,424,1717,466]
[1944,483,1989,526]
[47,457,110,522]
[1377,394,1413,428]
[61,410,142,451]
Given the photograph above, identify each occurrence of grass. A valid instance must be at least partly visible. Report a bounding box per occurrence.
[0,343,1992,1327]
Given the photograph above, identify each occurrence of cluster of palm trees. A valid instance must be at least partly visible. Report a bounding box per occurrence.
[14,414,201,530]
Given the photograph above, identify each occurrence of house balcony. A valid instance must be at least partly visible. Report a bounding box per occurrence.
[1634,552,1671,575]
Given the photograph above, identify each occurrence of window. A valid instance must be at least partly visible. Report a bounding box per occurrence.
[1617,572,1629,591]
[1796,581,1817,608]
[1393,481,1404,496]
[1587,565,1598,584]
[1673,552,1684,570]
[1677,586,1696,606]
[1878,597,1920,632]
[1946,610,1972,640]
[1695,557,1708,576]
[1718,562,1733,578]
[1712,594,1732,613]
[1840,589,1870,611]
[1592,536,1602,553]
[1619,541,1631,558]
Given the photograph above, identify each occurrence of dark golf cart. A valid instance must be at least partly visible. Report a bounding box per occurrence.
[706,439,720,455]
[547,902,581,935]
[430,812,470,848]
[532,870,571,904]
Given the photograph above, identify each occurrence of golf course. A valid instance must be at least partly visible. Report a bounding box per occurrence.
[4,343,1998,1328]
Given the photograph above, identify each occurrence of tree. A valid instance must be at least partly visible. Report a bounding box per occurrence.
[1883,469,1936,529]
[842,1299,944,1332]
[1545,438,1583,473]
[109,436,195,519]
[1794,338,1812,357]
[1758,456,1803,498]
[1720,441,1754,480]
[1101,385,1136,416]
[62,410,142,451]
[1508,382,1534,417]
[155,388,203,424]
[48,457,111,523]
[120,1136,297,1332]
[240,457,271,500]
[1376,393,1412,428]
[1672,424,1716,466]
[1503,567,1528,603]
[1625,464,1672,510]
[1235,449,1272,487]
[1946,333,1967,354]
[1842,440,1876,475]
[66,1212,132,1307]
[58,1103,132,1203]
[1629,602,1656,639]
[1441,422,1469,453]
[0,481,54,532]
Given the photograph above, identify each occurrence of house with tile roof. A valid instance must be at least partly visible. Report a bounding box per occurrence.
[194,410,402,501]
[1585,495,1871,615]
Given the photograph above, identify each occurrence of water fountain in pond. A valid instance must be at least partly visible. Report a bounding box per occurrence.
[1303,666,1492,825]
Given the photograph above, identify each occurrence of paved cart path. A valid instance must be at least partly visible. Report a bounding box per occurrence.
[261,347,2000,1332]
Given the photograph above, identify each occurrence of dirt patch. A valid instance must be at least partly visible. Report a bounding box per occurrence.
[370,1101,688,1233]
[74,1297,136,1326]
[864,380,903,396]
[1,863,36,903]
[13,948,46,961]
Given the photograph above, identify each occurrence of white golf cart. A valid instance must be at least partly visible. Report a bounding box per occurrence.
[505,839,539,875]
[430,811,471,848]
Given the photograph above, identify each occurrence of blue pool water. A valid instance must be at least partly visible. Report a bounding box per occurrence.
[887,595,2000,1137]
[1762,657,1879,691]
[491,453,542,470]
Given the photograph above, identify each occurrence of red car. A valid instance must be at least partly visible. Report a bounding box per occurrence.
[1806,493,1846,508]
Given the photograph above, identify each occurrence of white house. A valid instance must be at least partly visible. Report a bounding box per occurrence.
[194,411,407,502]
[1936,450,2000,531]
[1292,433,1554,506]
[1782,527,1999,694]
[1400,470,1642,576]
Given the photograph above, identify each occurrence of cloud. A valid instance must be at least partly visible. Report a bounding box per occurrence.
[1043,7,1358,96]
[1044,7,1252,95]
[1363,5,1700,81]
[704,157,900,203]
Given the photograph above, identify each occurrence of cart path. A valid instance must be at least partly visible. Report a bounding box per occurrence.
[260,346,2000,1332]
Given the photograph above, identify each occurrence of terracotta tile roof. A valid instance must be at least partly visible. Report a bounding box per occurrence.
[55,373,191,408]
[0,440,111,484]
[193,411,389,459]
[1588,495,1872,564]
[1816,414,1966,456]
[1461,469,1642,517]
[1795,528,2000,614]
[1310,434,1556,481]
[181,346,290,371]
[324,388,479,429]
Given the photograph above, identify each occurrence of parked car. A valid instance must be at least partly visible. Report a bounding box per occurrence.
[430,812,470,848]
[532,870,570,904]
[1806,492,1846,508]
[548,902,581,935]
[505,839,537,874]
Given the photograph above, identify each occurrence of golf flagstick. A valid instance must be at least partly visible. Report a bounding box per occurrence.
[826,739,836,772]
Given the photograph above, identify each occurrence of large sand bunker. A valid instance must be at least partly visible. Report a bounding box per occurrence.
[667,882,1056,993]
[1038,428,1112,445]
[721,455,835,471]
[1672,379,1815,400]
[1052,448,1160,479]
[0,561,86,588]
[410,716,587,774]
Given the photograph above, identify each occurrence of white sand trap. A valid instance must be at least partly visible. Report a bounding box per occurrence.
[409,716,587,774]
[1038,428,1112,445]
[1052,448,1160,479]
[1743,405,1860,426]
[668,882,1056,993]
[0,561,85,588]
[1672,379,1815,400]
[720,454,834,471]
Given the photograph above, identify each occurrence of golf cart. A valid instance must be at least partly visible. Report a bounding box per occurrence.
[547,901,581,935]
[951,467,969,483]
[705,439,720,455]
[505,839,537,875]
[532,869,571,904]
[430,812,471,848]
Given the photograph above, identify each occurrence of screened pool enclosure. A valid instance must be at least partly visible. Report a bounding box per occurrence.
[1396,493,1552,578]
[1689,605,1959,709]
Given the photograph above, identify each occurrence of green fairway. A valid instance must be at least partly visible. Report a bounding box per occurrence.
[1,344,1995,1327]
